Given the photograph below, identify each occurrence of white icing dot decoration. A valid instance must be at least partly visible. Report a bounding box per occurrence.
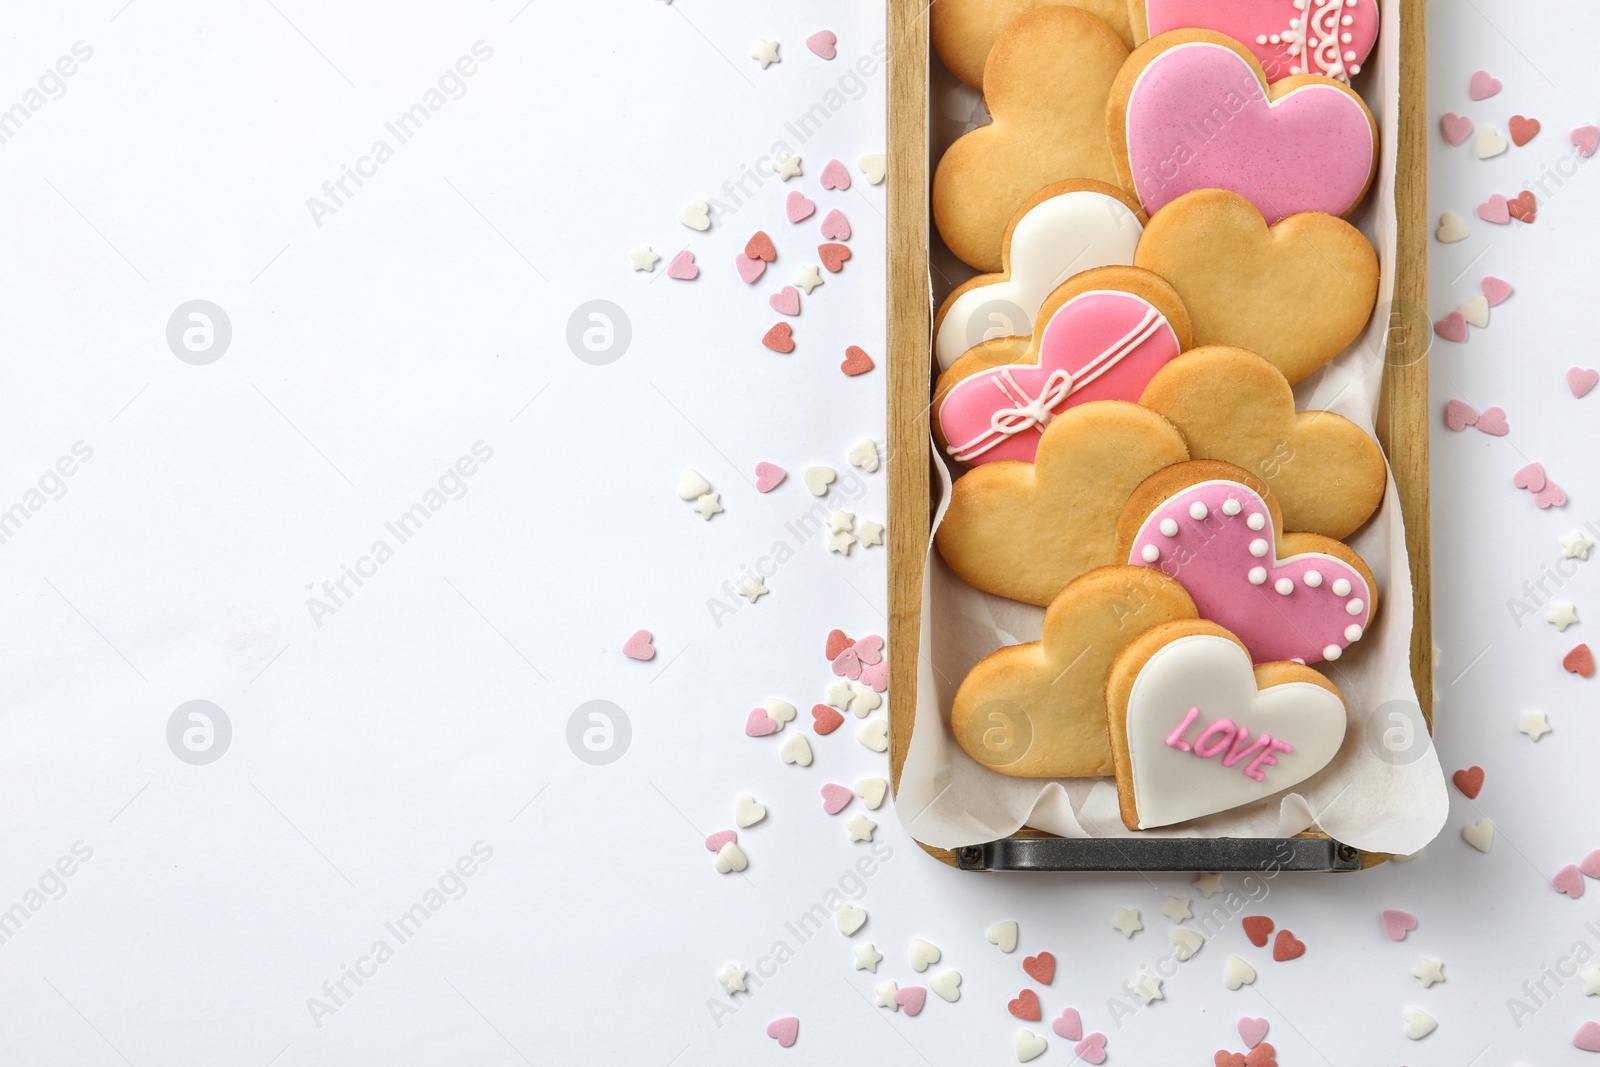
[1332,578,1352,596]
[1345,624,1363,641]
[1257,34,1269,44]
[1160,518,1180,537]
[1305,570,1323,588]
[1275,578,1294,596]
[1323,644,1341,661]
[1347,598,1365,616]
[1190,502,1209,521]
[1247,513,1266,531]
[1222,498,1241,516]
[1249,539,1269,558]
[1248,567,1267,585]
[1142,544,1160,563]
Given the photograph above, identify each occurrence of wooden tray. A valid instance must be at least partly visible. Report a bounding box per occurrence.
[885,0,1431,869]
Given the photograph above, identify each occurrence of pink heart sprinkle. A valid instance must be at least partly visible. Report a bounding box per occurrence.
[1581,851,1600,879]
[1481,276,1514,306]
[1570,368,1599,399]
[1578,1020,1600,1052]
[1440,112,1474,146]
[736,253,766,285]
[1238,1017,1269,1049]
[1574,126,1600,159]
[1474,406,1509,436]
[894,986,927,1016]
[853,634,884,666]
[820,208,851,241]
[755,462,787,492]
[1556,864,1586,898]
[1513,463,1548,492]
[1444,399,1477,432]
[831,647,862,679]
[860,659,888,693]
[786,190,816,223]
[1434,312,1469,344]
[666,250,698,280]
[805,29,837,60]
[1477,194,1510,225]
[766,1016,799,1048]
[820,783,853,815]
[820,158,851,191]
[745,708,778,737]
[1052,1008,1083,1041]
[1536,480,1568,509]
[1381,909,1418,941]
[622,629,655,661]
[704,829,737,852]
[1470,70,1502,100]
[769,285,801,317]
[1074,1033,1108,1065]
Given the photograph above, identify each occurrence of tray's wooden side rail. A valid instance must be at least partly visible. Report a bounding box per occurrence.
[887,0,931,790]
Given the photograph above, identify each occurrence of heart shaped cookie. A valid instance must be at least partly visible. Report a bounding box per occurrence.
[935,266,1190,465]
[1133,189,1379,384]
[1106,620,1348,830]
[936,401,1189,606]
[1109,31,1376,222]
[1138,346,1385,539]
[934,180,1146,371]
[1133,0,1380,82]
[931,0,1137,88]
[931,7,1131,271]
[1116,461,1377,665]
[953,567,1198,777]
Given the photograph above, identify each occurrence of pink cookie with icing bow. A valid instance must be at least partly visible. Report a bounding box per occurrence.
[934,266,1191,465]
[1109,30,1377,223]
[1133,0,1380,82]
[1116,461,1376,665]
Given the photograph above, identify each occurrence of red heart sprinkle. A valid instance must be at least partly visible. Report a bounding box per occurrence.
[825,629,853,660]
[1565,644,1595,678]
[1007,989,1041,1021]
[1271,929,1305,962]
[1241,916,1274,947]
[840,345,875,377]
[762,322,795,353]
[811,704,844,735]
[1452,766,1484,799]
[1508,190,1537,223]
[1022,951,1055,985]
[819,242,851,272]
[745,231,776,262]
[1509,115,1541,146]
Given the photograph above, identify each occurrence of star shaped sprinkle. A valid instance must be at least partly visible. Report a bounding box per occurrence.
[793,265,824,294]
[854,943,883,972]
[1548,602,1580,630]
[717,963,747,994]
[1162,896,1193,923]
[1583,966,1600,995]
[629,246,660,272]
[1412,957,1444,987]
[828,510,855,534]
[1133,974,1164,1004]
[827,679,853,709]
[847,814,877,841]
[773,153,802,179]
[1112,907,1143,937]
[875,979,898,1009]
[693,492,723,520]
[827,529,856,554]
[1565,531,1595,560]
[856,520,884,547]
[737,574,768,603]
[1193,872,1224,898]
[1520,709,1551,740]
[751,39,781,68]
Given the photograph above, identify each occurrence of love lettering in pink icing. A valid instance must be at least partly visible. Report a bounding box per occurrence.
[1164,706,1293,782]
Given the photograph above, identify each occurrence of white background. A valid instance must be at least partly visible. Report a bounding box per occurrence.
[0,0,1594,1064]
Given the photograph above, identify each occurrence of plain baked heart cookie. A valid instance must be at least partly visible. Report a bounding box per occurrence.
[952,566,1198,778]
[931,0,1137,89]
[1108,31,1377,222]
[1138,346,1386,539]
[1131,0,1380,82]
[1115,461,1376,665]
[1133,189,1379,384]
[1106,619,1348,831]
[934,180,1147,371]
[932,7,1131,272]
[936,400,1189,607]
[934,265,1191,465]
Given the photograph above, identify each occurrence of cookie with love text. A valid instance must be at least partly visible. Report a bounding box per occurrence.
[1115,460,1377,665]
[936,400,1189,607]
[932,0,1137,89]
[932,7,1131,272]
[1130,0,1380,83]
[1108,30,1377,222]
[1138,346,1386,539]
[934,180,1147,371]
[1133,189,1379,384]
[1106,619,1348,830]
[934,265,1192,466]
[953,566,1199,778]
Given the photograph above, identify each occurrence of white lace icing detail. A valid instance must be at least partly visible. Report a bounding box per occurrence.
[1279,0,1361,81]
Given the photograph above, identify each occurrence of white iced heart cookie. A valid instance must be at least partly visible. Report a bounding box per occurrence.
[934,181,1145,370]
[1106,622,1347,831]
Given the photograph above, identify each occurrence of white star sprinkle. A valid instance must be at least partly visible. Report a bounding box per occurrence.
[1112,907,1143,937]
[773,153,802,179]
[827,679,853,709]
[1520,710,1551,740]
[828,510,855,534]
[751,39,781,68]
[716,963,747,994]
[1412,957,1444,987]
[1548,602,1580,630]
[827,529,856,554]
[856,520,884,547]
[793,265,824,294]
[1193,872,1224,898]
[629,246,659,272]
[692,492,723,520]
[737,574,768,603]
[1162,896,1192,923]
[1133,974,1163,1004]
[1565,531,1595,560]
[846,814,877,842]
[875,979,898,1009]
[854,943,883,972]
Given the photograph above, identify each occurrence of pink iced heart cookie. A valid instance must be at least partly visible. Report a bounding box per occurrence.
[1441,113,1474,146]
[805,30,837,61]
[1121,469,1375,665]
[766,1017,799,1048]
[937,289,1184,464]
[755,462,787,492]
[1074,1032,1108,1065]
[704,829,737,852]
[1570,368,1599,399]
[1142,0,1380,82]
[820,208,851,241]
[1381,909,1417,940]
[894,986,927,1016]
[1555,864,1585,899]
[820,158,851,191]
[666,250,699,280]
[820,783,853,815]
[785,190,816,223]
[1112,35,1376,222]
[1051,1008,1083,1041]
[769,286,801,317]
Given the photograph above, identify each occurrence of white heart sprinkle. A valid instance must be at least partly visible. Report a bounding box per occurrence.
[1403,1005,1437,1040]
[677,468,711,500]
[1435,212,1469,243]
[1474,126,1507,159]
[849,684,882,717]
[803,466,837,496]
[1170,927,1204,961]
[930,968,962,1002]
[848,439,881,473]
[857,777,888,809]
[858,154,886,185]
[713,841,747,873]
[1015,1029,1048,1062]
[764,698,797,726]
[835,904,867,935]
[1459,294,1489,328]
[986,920,1019,953]
[1462,817,1494,852]
[780,733,813,767]
[679,199,712,231]
[908,938,942,972]
[857,719,888,752]
[734,794,766,828]
[1222,954,1256,990]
